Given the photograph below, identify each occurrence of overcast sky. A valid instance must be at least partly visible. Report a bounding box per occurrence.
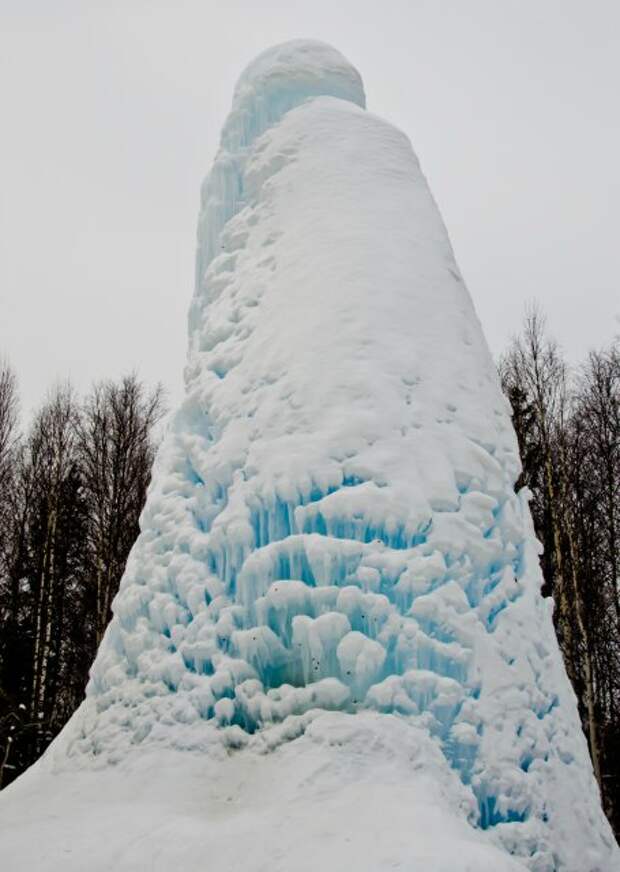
[2,0,619,418]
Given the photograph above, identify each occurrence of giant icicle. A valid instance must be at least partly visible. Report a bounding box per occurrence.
[1,40,617,872]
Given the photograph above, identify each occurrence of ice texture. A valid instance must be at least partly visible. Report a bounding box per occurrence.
[193,39,365,297]
[1,40,617,872]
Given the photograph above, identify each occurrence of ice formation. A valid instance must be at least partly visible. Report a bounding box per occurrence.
[1,40,617,872]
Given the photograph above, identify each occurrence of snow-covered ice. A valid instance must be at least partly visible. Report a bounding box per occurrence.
[0,39,617,872]
[2,712,534,872]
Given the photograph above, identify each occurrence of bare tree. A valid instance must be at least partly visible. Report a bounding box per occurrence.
[501,314,619,831]
[569,344,620,825]
[27,386,83,748]
[0,371,163,789]
[499,307,574,640]
[0,360,20,788]
[77,374,164,646]
[0,360,19,495]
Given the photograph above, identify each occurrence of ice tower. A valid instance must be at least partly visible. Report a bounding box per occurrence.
[1,40,617,872]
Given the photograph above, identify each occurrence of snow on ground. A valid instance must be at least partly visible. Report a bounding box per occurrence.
[1,39,618,872]
[2,712,530,872]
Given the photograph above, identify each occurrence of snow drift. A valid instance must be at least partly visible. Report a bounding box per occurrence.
[1,39,617,872]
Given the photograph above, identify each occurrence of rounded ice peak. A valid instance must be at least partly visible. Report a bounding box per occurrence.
[220,40,365,150]
[195,40,366,287]
[234,40,365,108]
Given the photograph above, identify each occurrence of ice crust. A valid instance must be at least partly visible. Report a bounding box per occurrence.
[1,40,617,872]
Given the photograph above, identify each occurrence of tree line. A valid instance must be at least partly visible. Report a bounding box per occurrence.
[500,307,619,836]
[0,310,618,838]
[0,367,163,788]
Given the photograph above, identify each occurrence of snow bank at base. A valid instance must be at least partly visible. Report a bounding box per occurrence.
[0,39,617,872]
[1,712,528,872]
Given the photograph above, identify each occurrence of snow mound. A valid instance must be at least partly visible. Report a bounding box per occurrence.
[1,713,528,872]
[0,39,617,872]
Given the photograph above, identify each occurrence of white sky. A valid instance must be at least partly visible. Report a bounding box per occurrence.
[1,0,619,418]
